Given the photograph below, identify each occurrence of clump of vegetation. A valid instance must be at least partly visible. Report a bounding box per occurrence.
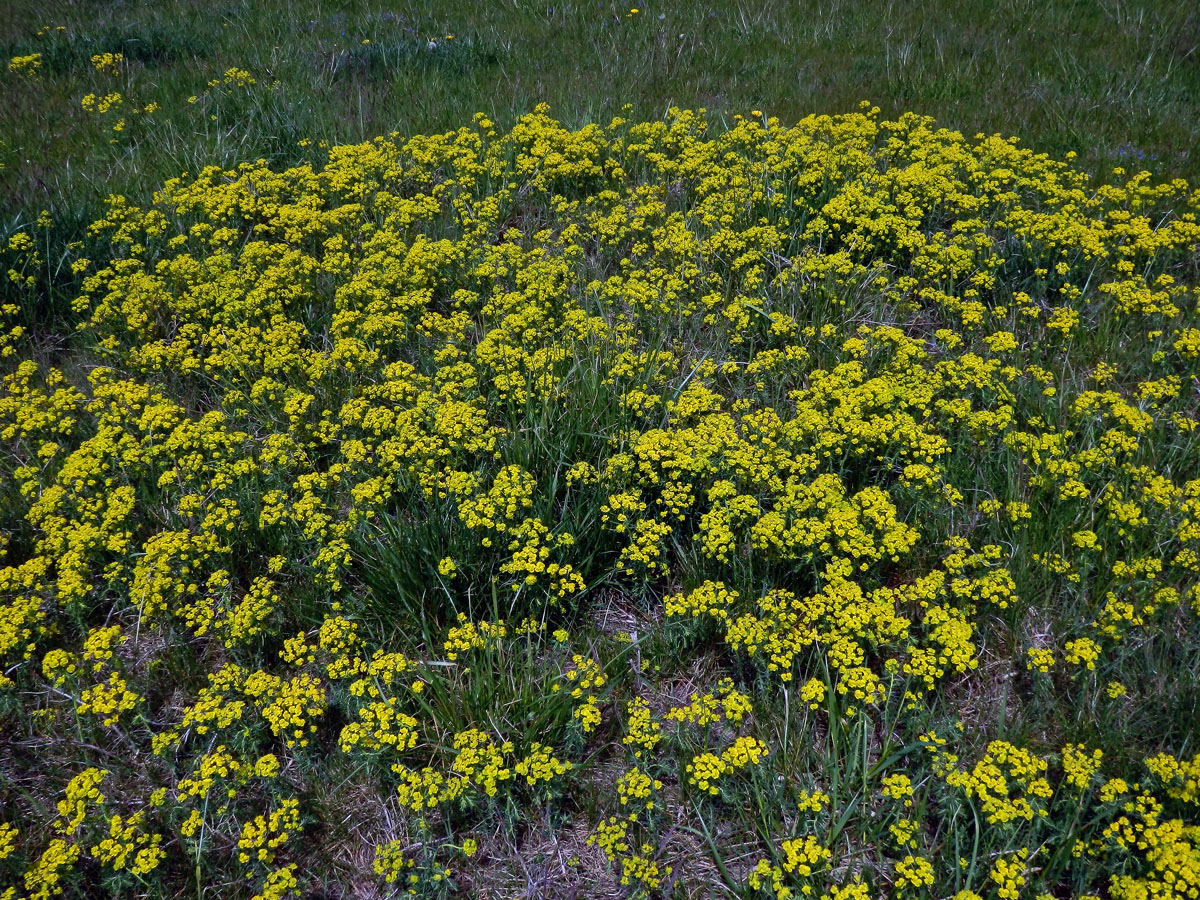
[0,103,1198,898]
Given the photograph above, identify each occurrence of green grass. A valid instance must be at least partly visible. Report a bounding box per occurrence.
[3,0,1199,323]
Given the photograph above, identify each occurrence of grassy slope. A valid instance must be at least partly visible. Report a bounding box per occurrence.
[3,0,1197,333]
[2,0,1198,230]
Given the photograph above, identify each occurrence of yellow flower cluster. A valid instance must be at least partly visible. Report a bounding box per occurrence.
[393,729,573,813]
[90,811,163,875]
[7,54,41,78]
[750,836,833,899]
[55,769,106,834]
[2,101,1199,898]
[896,854,936,891]
[1147,752,1200,805]
[943,740,1054,824]
[664,678,753,726]
[992,853,1034,900]
[616,767,663,810]
[236,799,300,867]
[686,736,769,795]
[513,742,572,786]
[557,653,607,733]
[90,52,123,74]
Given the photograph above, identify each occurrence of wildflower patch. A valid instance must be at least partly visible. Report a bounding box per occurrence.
[0,105,1198,898]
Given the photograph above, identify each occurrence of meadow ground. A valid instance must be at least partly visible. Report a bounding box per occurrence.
[3,0,1199,321]
[1,2,1200,899]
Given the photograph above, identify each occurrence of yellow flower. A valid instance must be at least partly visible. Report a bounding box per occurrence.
[7,53,42,77]
[90,52,124,74]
